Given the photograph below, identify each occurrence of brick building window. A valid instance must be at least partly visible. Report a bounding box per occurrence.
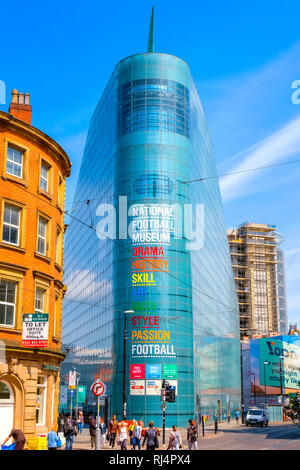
[55,226,62,265]
[36,375,47,425]
[3,203,20,246]
[0,280,16,327]
[40,162,49,192]
[37,217,47,255]
[6,146,23,178]
[35,287,45,313]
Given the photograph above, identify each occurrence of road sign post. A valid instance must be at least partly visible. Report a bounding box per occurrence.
[96,395,101,450]
[70,389,74,414]
[91,380,106,450]
[161,379,167,445]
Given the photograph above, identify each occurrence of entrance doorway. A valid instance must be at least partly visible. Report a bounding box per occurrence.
[0,381,14,444]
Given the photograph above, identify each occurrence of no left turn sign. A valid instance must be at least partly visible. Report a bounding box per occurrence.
[91,380,106,397]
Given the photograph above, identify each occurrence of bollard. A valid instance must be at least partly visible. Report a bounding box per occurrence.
[95,425,101,450]
[214,419,218,434]
[201,415,205,437]
[95,414,101,450]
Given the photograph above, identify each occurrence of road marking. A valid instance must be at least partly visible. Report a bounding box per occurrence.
[261,439,300,450]
[198,439,240,449]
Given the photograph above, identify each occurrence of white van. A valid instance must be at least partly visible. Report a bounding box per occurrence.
[245,408,268,427]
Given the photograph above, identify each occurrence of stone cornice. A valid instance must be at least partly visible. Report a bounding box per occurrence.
[0,260,29,273]
[0,111,71,177]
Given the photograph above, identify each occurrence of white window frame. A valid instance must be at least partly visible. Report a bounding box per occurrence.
[40,162,49,192]
[3,203,20,246]
[37,217,47,255]
[55,227,61,264]
[35,287,45,314]
[36,375,47,426]
[0,280,16,327]
[6,146,23,179]
[51,377,56,426]
[53,295,59,337]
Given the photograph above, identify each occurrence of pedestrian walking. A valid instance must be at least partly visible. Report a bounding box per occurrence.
[108,414,119,448]
[235,409,240,424]
[89,415,97,450]
[167,425,181,450]
[47,428,59,451]
[132,420,142,450]
[227,409,231,423]
[1,428,26,450]
[63,413,77,450]
[187,419,198,450]
[57,411,65,433]
[128,420,135,449]
[77,411,84,434]
[100,417,107,448]
[118,421,128,450]
[142,421,159,450]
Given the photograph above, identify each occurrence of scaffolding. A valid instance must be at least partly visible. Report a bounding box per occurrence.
[227,223,283,339]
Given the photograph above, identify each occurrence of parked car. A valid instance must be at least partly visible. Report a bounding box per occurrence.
[245,407,268,427]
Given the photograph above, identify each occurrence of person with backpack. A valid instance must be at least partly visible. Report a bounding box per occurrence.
[187,419,198,450]
[57,411,65,433]
[63,413,77,450]
[142,421,159,450]
[89,415,97,450]
[167,425,182,450]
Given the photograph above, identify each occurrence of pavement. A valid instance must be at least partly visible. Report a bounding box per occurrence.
[68,420,300,450]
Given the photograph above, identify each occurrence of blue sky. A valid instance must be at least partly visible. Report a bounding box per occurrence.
[1,0,299,323]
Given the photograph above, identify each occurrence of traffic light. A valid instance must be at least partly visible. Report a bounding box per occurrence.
[165,385,175,403]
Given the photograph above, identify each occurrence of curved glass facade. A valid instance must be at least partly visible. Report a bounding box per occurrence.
[61,53,241,426]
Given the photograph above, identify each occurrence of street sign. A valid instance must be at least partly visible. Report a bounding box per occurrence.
[163,364,177,379]
[130,380,145,395]
[69,371,76,390]
[60,386,68,405]
[22,313,49,347]
[91,380,106,397]
[78,386,86,403]
[161,402,167,411]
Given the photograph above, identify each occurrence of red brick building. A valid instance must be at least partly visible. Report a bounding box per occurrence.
[0,90,71,445]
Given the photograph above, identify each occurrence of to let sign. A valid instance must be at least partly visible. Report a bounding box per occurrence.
[22,314,49,347]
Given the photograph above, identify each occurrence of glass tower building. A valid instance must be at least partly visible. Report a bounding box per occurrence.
[61,51,241,426]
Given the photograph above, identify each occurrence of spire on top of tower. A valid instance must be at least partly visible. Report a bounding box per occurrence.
[147,6,154,53]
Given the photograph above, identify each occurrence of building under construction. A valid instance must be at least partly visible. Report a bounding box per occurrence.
[227,222,288,339]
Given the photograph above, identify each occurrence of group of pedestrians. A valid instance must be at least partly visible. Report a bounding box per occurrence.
[226,408,241,424]
[0,414,200,451]
[89,414,143,450]
[87,415,199,451]
[48,410,85,450]
[57,413,200,451]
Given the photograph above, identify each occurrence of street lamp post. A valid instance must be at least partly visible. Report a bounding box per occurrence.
[279,355,285,414]
[263,361,269,405]
[72,367,81,419]
[240,343,245,424]
[251,372,256,405]
[123,310,134,420]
